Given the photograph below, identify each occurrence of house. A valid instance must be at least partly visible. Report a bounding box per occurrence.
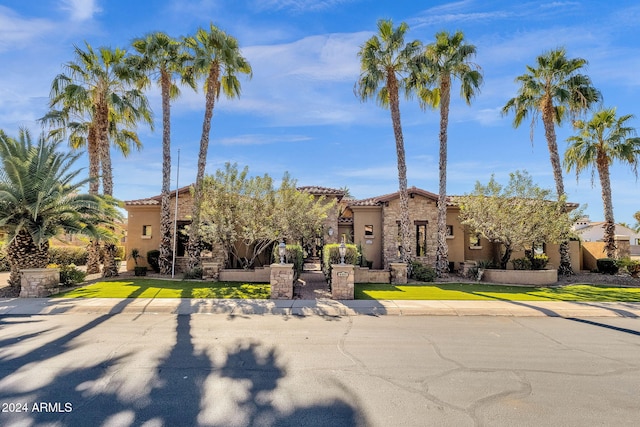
[573,216,640,259]
[124,185,582,272]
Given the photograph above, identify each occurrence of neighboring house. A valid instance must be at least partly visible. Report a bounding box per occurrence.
[573,216,640,258]
[124,185,582,272]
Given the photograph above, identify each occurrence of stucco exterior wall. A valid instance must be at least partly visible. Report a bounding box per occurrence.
[125,205,161,270]
[352,206,383,269]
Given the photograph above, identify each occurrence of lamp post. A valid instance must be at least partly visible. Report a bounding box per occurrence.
[278,241,286,264]
[339,241,346,265]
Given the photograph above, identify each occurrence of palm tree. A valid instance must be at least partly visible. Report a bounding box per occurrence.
[355,19,421,267]
[41,42,153,275]
[0,129,118,287]
[131,32,195,275]
[182,24,252,271]
[417,31,482,278]
[502,47,601,274]
[565,108,640,258]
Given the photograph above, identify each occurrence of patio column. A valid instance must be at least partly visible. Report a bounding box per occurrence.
[331,264,354,300]
[270,263,294,299]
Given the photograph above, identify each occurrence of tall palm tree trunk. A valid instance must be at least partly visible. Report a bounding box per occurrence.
[597,154,616,258]
[86,126,102,274]
[435,76,451,278]
[187,64,220,271]
[159,70,173,275]
[7,231,49,287]
[542,98,573,275]
[387,72,412,266]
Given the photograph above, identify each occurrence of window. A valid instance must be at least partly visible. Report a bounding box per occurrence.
[446,225,454,238]
[469,233,482,249]
[364,225,374,237]
[142,225,152,239]
[416,223,427,257]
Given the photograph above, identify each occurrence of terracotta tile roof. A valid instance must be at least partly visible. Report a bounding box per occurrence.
[297,186,346,196]
[124,185,193,206]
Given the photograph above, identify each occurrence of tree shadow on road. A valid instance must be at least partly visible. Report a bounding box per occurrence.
[0,297,366,426]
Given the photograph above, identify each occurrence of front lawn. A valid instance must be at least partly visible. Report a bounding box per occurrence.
[356,283,640,302]
[54,279,270,299]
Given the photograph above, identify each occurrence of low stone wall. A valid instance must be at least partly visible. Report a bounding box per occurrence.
[219,267,271,283]
[20,268,60,298]
[390,263,408,285]
[354,267,391,283]
[483,269,558,286]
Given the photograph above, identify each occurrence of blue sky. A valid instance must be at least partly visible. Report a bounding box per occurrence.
[1,0,639,225]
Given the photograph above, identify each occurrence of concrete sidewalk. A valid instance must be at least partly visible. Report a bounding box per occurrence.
[1,296,639,317]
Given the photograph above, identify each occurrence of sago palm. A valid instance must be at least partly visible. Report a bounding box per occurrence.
[183,23,252,271]
[565,108,640,258]
[131,32,195,274]
[0,129,118,287]
[502,47,601,274]
[417,30,482,278]
[355,19,421,266]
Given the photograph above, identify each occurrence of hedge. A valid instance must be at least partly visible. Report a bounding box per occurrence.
[322,243,359,282]
[272,244,304,279]
[48,246,88,266]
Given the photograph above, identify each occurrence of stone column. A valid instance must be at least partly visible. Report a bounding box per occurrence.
[331,264,355,300]
[20,268,60,298]
[202,262,222,281]
[390,262,408,285]
[270,263,294,300]
[614,235,630,259]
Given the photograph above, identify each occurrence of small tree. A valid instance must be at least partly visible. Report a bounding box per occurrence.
[453,171,579,269]
[197,163,335,269]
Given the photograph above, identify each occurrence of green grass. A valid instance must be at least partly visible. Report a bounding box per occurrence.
[355,283,640,302]
[54,278,270,299]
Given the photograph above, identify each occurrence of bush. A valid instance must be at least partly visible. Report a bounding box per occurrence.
[617,257,640,278]
[147,250,160,273]
[596,258,619,275]
[272,244,304,279]
[511,257,532,270]
[115,245,125,259]
[183,267,203,280]
[49,246,88,266]
[53,264,87,286]
[531,253,549,270]
[410,261,436,282]
[322,243,359,281]
[0,243,9,272]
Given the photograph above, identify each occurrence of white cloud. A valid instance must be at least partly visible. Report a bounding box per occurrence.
[0,6,56,52]
[252,0,357,13]
[217,133,311,145]
[59,0,101,21]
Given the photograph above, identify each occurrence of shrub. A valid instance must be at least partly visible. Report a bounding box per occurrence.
[183,267,203,280]
[617,257,640,278]
[49,246,88,266]
[0,243,9,272]
[531,253,549,270]
[57,264,86,286]
[272,244,304,279]
[147,250,160,273]
[596,258,619,275]
[322,243,359,281]
[115,245,125,259]
[410,261,436,282]
[511,257,532,270]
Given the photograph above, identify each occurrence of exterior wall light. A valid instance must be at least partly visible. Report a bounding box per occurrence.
[339,241,346,265]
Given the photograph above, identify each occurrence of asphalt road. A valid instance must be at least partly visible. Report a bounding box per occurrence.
[1,312,639,426]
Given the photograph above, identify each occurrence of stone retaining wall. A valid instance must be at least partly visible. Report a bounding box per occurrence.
[219,267,271,283]
[354,267,391,283]
[483,269,558,286]
[20,268,60,298]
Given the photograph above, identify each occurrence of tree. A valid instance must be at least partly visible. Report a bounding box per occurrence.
[564,108,640,258]
[633,211,640,232]
[197,163,335,269]
[131,32,195,274]
[183,23,252,272]
[502,48,601,274]
[355,19,421,267]
[40,42,152,276]
[453,171,579,269]
[0,129,119,287]
[417,30,482,278]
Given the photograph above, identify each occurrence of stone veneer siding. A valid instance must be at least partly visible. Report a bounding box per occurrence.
[270,264,294,299]
[381,195,439,268]
[20,268,60,298]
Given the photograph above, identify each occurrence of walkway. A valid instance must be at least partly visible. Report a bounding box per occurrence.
[294,271,331,299]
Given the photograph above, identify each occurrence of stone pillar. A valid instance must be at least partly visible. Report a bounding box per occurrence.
[20,268,60,298]
[202,262,222,281]
[390,262,408,285]
[270,263,294,300]
[331,264,355,300]
[614,235,630,259]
